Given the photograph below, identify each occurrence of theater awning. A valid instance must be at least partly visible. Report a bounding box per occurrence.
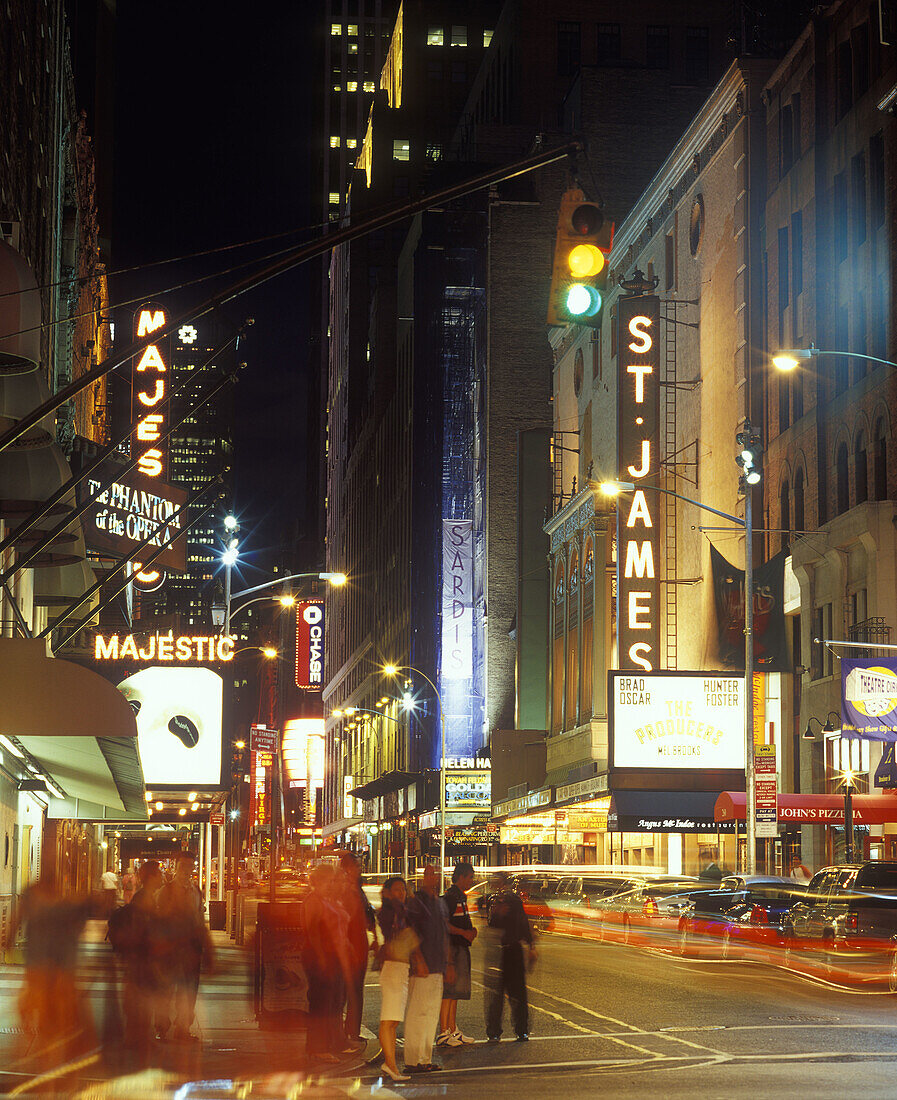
[715,791,897,826]
[348,770,418,800]
[0,637,147,820]
[609,790,736,832]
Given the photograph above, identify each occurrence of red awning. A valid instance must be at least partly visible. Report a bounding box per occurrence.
[715,791,897,826]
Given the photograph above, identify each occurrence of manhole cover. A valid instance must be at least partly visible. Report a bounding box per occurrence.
[768,1015,839,1022]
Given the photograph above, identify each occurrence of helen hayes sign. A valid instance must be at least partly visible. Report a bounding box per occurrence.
[611,670,745,770]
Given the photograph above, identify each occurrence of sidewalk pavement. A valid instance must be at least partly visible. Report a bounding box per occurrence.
[0,922,374,1091]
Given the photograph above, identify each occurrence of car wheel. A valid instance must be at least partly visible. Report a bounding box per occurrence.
[889,950,897,994]
[622,916,631,945]
[721,928,732,961]
[677,921,689,957]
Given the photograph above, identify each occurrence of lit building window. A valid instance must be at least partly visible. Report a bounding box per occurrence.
[451,25,467,47]
[484,29,494,47]
[329,192,340,205]
[346,137,357,149]
[330,135,340,148]
[393,139,410,161]
[363,80,375,92]
[349,42,358,54]
[348,24,357,35]
[333,83,341,92]
[426,143,443,161]
[427,26,444,46]
[331,23,341,35]
[347,80,358,91]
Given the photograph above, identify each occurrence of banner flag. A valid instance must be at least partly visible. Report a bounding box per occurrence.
[709,545,789,671]
[842,658,897,741]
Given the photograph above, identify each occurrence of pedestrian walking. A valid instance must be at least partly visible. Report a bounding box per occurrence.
[101,867,121,915]
[155,851,214,1043]
[376,876,418,1082]
[483,871,535,1042]
[437,861,477,1047]
[302,862,352,1063]
[107,860,165,1065]
[789,855,812,884]
[404,864,454,1074]
[337,851,375,1046]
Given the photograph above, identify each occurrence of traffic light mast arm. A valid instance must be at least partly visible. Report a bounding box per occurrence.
[0,141,585,457]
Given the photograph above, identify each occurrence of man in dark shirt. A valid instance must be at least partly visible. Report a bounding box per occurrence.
[337,851,375,1045]
[404,864,453,1073]
[438,862,477,1046]
[483,871,535,1041]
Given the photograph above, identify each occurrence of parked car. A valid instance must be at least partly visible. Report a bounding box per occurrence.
[784,861,897,982]
[678,877,807,959]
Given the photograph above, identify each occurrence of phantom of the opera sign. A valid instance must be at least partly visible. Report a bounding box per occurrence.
[610,670,746,771]
[77,462,187,571]
[616,295,661,671]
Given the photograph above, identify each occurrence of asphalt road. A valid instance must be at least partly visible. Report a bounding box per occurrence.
[3,923,897,1096]
[352,929,897,1098]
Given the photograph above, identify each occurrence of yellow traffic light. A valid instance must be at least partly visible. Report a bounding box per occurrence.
[547,188,614,327]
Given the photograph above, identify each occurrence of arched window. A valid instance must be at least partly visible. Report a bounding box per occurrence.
[855,431,868,505]
[794,467,805,531]
[874,418,888,500]
[836,442,850,515]
[780,479,791,551]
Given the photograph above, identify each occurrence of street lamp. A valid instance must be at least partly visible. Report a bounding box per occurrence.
[225,571,347,636]
[596,476,760,874]
[772,344,897,372]
[802,712,841,741]
[383,663,447,888]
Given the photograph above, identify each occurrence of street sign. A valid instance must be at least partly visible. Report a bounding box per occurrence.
[755,744,777,837]
[210,812,225,826]
[251,725,279,754]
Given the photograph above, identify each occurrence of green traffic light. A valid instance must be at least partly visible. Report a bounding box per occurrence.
[565,284,601,318]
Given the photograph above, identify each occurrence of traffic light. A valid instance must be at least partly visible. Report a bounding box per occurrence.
[547,187,614,326]
[735,419,763,492]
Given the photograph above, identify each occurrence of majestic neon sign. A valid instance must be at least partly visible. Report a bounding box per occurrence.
[616,296,661,671]
[94,634,234,662]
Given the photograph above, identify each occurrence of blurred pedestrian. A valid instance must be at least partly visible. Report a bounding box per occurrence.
[483,871,535,1042]
[438,861,477,1047]
[10,880,96,1068]
[698,848,723,881]
[789,855,812,884]
[155,852,214,1042]
[101,867,121,914]
[337,851,375,1046]
[121,865,137,905]
[376,876,417,1082]
[302,863,351,1063]
[108,860,165,1065]
[404,864,453,1074]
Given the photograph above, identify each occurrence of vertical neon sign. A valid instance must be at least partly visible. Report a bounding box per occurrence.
[616,295,661,671]
[131,304,170,590]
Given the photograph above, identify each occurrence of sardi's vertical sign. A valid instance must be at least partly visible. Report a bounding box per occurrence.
[616,295,661,671]
[442,520,473,679]
[295,601,324,689]
[131,304,171,591]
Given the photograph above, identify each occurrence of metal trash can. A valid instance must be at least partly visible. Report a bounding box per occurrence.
[208,899,226,930]
[254,901,308,1029]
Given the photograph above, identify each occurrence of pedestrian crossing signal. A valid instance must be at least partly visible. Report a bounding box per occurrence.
[547,188,614,327]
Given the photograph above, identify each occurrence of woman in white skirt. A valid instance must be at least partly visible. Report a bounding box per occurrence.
[376,876,419,1082]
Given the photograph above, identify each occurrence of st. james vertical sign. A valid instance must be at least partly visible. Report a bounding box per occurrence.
[616,295,661,671]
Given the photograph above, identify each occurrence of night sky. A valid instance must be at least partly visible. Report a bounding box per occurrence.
[112,2,318,579]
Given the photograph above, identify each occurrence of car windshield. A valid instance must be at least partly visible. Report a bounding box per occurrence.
[515,876,557,897]
[856,864,897,890]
